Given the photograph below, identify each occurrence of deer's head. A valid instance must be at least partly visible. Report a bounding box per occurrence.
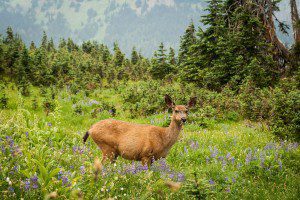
[165,94,197,124]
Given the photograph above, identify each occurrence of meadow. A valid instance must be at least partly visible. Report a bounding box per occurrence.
[0,83,299,199]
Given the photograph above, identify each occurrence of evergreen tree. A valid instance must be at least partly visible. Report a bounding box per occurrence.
[151,43,172,79]
[41,31,48,49]
[5,26,14,44]
[178,21,196,65]
[131,46,139,65]
[58,38,67,49]
[47,37,55,52]
[113,42,124,68]
[168,47,176,66]
[30,41,36,51]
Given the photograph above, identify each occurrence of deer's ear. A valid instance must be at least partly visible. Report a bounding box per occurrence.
[187,97,197,108]
[165,94,174,108]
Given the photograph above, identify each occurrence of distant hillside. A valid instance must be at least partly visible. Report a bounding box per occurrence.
[0,0,295,56]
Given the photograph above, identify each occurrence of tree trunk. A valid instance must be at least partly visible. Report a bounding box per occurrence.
[263,0,290,60]
[290,0,300,43]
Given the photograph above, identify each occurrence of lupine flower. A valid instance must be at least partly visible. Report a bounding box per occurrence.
[30,175,38,189]
[245,150,252,165]
[278,161,282,170]
[72,146,77,153]
[1,145,5,153]
[25,132,29,137]
[184,146,188,154]
[80,166,85,175]
[47,122,52,127]
[62,176,70,186]
[24,179,30,190]
[58,170,63,180]
[206,157,210,163]
[264,142,274,150]
[226,152,231,159]
[169,172,175,179]
[232,177,236,183]
[8,186,14,193]
[209,179,215,185]
[210,147,218,158]
[177,173,185,182]
[189,141,199,150]
[231,157,235,164]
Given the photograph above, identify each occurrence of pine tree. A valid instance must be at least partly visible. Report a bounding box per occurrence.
[178,21,196,66]
[41,31,48,49]
[168,47,176,66]
[113,42,124,68]
[30,41,36,51]
[131,46,139,65]
[47,37,55,52]
[151,43,172,79]
[58,38,67,49]
[5,26,14,44]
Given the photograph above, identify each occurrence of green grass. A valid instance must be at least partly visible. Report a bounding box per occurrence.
[0,85,299,199]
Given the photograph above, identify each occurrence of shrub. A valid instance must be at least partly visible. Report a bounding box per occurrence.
[269,87,300,140]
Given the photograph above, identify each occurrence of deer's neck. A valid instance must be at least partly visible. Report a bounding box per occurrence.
[163,118,182,147]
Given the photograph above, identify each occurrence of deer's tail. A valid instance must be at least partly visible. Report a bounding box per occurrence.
[83,131,89,143]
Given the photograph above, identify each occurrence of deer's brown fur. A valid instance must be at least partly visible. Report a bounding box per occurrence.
[85,95,196,166]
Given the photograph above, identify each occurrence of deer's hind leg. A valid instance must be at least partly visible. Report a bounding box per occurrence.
[97,143,118,164]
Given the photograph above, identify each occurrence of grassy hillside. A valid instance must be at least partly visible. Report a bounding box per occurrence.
[0,84,299,199]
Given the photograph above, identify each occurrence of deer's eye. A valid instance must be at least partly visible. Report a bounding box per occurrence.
[175,110,179,113]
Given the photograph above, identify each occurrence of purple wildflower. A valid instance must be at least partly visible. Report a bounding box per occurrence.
[209,179,215,185]
[190,141,199,150]
[62,176,70,186]
[245,150,252,165]
[178,173,185,182]
[169,173,175,179]
[58,170,63,180]
[32,183,38,189]
[1,145,5,153]
[232,177,236,183]
[8,186,14,193]
[24,179,30,190]
[278,161,282,170]
[231,157,235,164]
[47,122,52,127]
[184,146,188,154]
[206,157,210,163]
[72,146,77,153]
[80,166,85,175]
[210,147,218,158]
[226,188,231,193]
[226,152,231,159]
[25,132,29,137]
[264,142,274,150]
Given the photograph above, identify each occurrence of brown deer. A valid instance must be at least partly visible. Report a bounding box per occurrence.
[83,95,196,166]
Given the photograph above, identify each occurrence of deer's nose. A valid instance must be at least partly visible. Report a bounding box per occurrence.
[181,118,186,122]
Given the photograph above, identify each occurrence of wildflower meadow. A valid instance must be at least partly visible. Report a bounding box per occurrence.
[0,84,299,199]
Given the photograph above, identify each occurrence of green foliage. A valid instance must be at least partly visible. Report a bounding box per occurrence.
[269,82,300,140]
[151,43,173,80]
[0,85,299,199]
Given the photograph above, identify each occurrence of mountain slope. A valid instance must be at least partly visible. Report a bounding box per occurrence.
[0,0,295,56]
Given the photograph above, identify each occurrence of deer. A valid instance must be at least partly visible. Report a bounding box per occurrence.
[83,94,197,166]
